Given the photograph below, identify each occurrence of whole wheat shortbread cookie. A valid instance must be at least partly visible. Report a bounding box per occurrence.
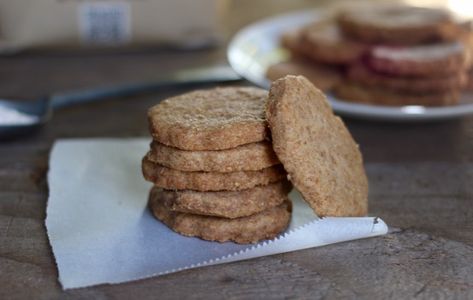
[148,87,268,151]
[266,59,342,92]
[338,4,459,44]
[348,63,466,93]
[335,82,459,106]
[151,180,292,219]
[142,157,286,191]
[368,42,468,76]
[266,75,368,217]
[149,195,292,244]
[147,141,279,172]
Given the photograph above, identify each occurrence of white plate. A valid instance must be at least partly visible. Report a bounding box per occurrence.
[227,10,473,122]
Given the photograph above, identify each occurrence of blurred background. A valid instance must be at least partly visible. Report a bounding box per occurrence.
[1,0,472,141]
[1,0,469,99]
[0,0,473,98]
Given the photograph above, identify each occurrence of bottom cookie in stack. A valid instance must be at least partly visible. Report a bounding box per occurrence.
[148,185,292,244]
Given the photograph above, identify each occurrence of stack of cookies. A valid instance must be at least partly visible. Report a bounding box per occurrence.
[142,87,292,244]
[269,3,472,106]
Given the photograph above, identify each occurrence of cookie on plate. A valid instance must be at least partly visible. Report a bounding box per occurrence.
[150,180,292,219]
[149,193,292,244]
[338,4,459,44]
[142,157,286,191]
[266,59,342,92]
[147,141,279,172]
[347,63,467,93]
[335,81,460,106]
[281,20,366,64]
[148,87,268,151]
[466,68,473,91]
[299,19,367,64]
[368,42,469,76]
[266,75,368,217]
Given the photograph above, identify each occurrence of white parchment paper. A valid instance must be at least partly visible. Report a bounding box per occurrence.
[46,138,388,289]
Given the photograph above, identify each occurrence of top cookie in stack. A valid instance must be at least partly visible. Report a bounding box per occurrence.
[142,87,291,244]
[269,3,472,106]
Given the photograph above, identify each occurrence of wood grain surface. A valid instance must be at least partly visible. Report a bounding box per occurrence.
[1,1,473,299]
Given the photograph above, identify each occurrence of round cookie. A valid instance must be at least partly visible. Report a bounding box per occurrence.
[281,20,365,64]
[281,28,303,51]
[368,42,469,76]
[151,180,292,219]
[266,59,342,92]
[148,87,268,151]
[266,75,368,217]
[466,68,473,91]
[149,195,292,244]
[338,4,459,44]
[347,63,467,93]
[335,82,460,107]
[142,157,286,191]
[147,141,280,172]
[300,19,367,64]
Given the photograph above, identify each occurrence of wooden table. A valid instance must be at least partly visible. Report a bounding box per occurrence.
[1,1,473,299]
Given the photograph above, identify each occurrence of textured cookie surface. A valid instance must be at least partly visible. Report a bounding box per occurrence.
[147,141,279,172]
[338,4,458,44]
[266,75,368,217]
[266,59,342,92]
[348,63,466,93]
[151,180,292,219]
[335,82,459,107]
[142,157,286,191]
[149,195,292,244]
[148,87,268,150]
[368,42,468,76]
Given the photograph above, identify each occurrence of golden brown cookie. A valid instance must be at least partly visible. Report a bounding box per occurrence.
[281,20,366,64]
[149,194,292,244]
[460,28,473,69]
[142,157,286,191]
[338,4,459,44]
[335,81,460,107]
[148,87,268,151]
[281,28,303,51]
[299,19,367,64]
[347,63,467,93]
[266,75,368,217]
[368,42,469,76]
[151,180,292,219]
[266,58,342,92]
[466,68,473,91]
[147,141,279,172]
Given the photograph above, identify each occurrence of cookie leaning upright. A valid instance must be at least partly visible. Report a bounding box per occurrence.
[266,75,368,217]
[148,87,268,151]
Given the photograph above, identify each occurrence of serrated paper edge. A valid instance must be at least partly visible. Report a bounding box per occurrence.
[114,216,387,284]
